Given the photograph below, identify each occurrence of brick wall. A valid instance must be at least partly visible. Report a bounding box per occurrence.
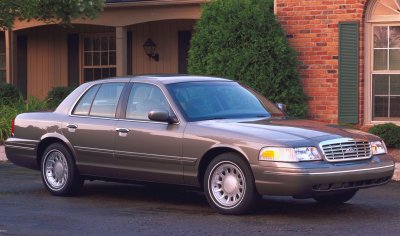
[276,0,368,124]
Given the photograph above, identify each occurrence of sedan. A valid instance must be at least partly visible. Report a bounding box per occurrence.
[5,75,395,215]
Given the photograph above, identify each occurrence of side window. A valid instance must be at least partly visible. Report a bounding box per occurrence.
[90,83,125,118]
[73,84,100,116]
[126,83,169,120]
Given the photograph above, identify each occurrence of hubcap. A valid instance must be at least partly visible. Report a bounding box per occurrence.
[209,162,246,208]
[43,150,68,190]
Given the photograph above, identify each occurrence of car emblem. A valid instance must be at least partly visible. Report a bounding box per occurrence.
[344,147,356,154]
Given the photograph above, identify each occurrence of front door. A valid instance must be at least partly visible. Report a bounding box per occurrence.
[114,82,185,184]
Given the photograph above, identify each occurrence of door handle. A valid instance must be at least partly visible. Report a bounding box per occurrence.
[115,128,130,133]
[66,124,78,129]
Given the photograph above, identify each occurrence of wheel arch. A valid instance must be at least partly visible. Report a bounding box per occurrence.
[197,146,250,188]
[37,133,77,167]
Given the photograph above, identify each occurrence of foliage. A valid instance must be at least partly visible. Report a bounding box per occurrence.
[0,97,47,144]
[0,0,105,30]
[368,123,400,148]
[188,0,307,117]
[0,82,22,106]
[46,86,75,110]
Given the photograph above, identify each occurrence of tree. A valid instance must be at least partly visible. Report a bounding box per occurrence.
[0,0,105,30]
[188,0,307,117]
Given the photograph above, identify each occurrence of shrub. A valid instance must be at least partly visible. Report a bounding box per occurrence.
[368,123,400,148]
[46,86,75,110]
[0,97,47,144]
[188,0,307,117]
[0,82,22,106]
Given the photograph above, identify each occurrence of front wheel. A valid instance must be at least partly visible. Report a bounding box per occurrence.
[204,153,260,215]
[41,143,83,196]
[313,190,358,204]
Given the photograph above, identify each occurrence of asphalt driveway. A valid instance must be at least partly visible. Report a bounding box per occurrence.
[1,163,400,236]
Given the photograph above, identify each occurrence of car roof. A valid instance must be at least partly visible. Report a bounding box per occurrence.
[87,75,232,85]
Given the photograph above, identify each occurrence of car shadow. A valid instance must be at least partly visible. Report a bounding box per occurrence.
[76,180,387,218]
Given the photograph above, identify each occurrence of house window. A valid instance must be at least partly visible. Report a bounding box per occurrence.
[0,32,6,83]
[372,26,400,120]
[82,34,116,82]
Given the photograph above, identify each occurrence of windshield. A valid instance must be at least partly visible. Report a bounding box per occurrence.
[167,81,284,122]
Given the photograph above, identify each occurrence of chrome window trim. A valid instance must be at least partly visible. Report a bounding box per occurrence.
[68,81,181,125]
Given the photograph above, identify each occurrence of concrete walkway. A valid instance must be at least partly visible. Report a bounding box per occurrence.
[0,145,6,162]
[0,145,399,180]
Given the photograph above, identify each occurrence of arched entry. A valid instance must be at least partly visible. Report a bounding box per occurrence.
[365,0,400,123]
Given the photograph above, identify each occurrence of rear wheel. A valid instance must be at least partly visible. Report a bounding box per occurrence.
[313,190,358,204]
[204,152,260,215]
[41,143,83,196]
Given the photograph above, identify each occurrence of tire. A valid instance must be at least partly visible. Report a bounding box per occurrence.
[313,189,358,204]
[204,152,260,215]
[41,143,83,196]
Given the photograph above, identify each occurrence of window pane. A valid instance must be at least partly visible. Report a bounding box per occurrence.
[90,83,125,118]
[373,96,389,118]
[73,85,100,116]
[101,37,108,51]
[126,84,169,120]
[93,38,100,51]
[84,68,94,82]
[374,26,388,48]
[391,75,400,95]
[109,51,116,65]
[389,49,400,70]
[84,52,92,66]
[94,68,102,80]
[390,97,400,117]
[109,37,116,50]
[373,74,389,95]
[110,68,116,77]
[101,52,108,65]
[101,68,110,78]
[0,55,6,68]
[84,38,92,51]
[390,26,400,48]
[93,52,100,66]
[374,49,388,70]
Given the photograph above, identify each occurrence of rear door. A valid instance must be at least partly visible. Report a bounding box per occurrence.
[113,82,185,184]
[63,82,126,177]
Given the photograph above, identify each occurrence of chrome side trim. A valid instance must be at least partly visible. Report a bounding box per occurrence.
[263,164,395,176]
[75,146,114,156]
[4,145,35,151]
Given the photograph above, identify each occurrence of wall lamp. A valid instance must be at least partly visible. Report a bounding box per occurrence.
[143,38,159,61]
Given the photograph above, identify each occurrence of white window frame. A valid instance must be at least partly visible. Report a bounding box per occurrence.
[80,33,117,83]
[365,0,400,125]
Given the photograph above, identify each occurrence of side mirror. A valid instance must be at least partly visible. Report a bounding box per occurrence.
[148,109,178,124]
[276,103,287,112]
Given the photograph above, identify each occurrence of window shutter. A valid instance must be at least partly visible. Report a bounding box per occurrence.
[17,36,27,99]
[67,34,79,87]
[338,22,359,124]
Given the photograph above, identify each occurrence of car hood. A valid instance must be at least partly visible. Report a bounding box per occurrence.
[193,118,379,147]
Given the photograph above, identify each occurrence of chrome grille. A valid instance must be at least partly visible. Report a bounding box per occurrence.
[319,138,371,162]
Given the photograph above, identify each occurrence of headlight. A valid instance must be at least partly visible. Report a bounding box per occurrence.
[370,141,387,155]
[259,147,322,162]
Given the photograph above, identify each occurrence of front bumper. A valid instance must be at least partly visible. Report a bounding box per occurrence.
[252,154,395,196]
